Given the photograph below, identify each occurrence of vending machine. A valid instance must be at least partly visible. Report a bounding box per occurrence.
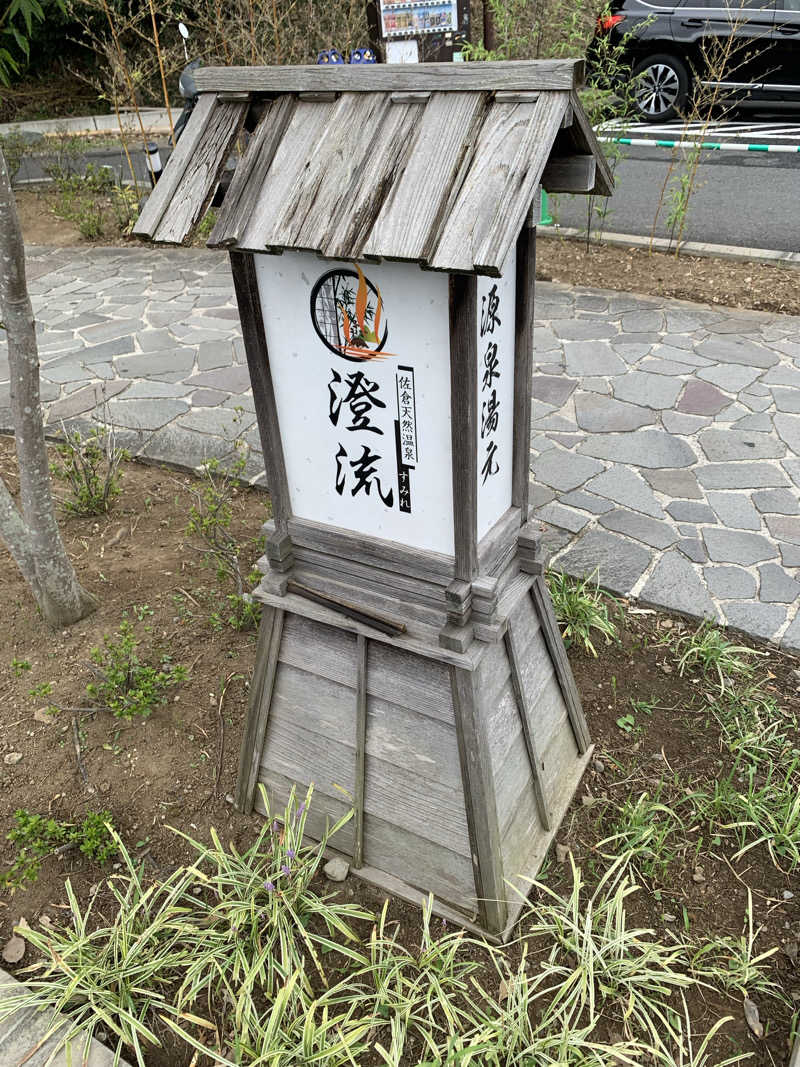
[367,0,471,62]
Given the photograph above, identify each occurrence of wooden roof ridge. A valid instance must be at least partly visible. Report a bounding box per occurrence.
[133,62,613,273]
[193,59,586,95]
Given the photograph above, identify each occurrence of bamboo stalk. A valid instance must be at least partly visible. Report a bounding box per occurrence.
[147,0,175,142]
[99,0,156,184]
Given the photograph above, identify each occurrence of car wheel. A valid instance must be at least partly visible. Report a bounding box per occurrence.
[632,54,689,122]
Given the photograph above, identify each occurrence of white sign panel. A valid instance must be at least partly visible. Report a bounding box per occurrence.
[255,252,455,555]
[476,247,516,540]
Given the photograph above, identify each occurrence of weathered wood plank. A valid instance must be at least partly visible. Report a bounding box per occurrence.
[430,93,568,275]
[353,635,368,868]
[321,100,423,260]
[478,506,522,575]
[263,673,471,852]
[266,92,390,251]
[234,607,284,814]
[266,660,462,789]
[541,154,596,193]
[253,588,479,670]
[505,621,551,831]
[256,769,476,907]
[449,274,478,582]
[194,60,586,95]
[566,88,614,196]
[239,99,337,250]
[288,517,454,583]
[362,92,486,263]
[208,94,295,248]
[154,99,247,243]
[451,665,507,934]
[134,93,217,239]
[512,224,535,515]
[229,252,292,528]
[276,613,456,724]
[530,575,591,752]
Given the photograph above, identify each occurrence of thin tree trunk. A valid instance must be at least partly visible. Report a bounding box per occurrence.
[0,147,97,627]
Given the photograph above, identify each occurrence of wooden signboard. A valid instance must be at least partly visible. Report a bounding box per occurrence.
[131,60,612,936]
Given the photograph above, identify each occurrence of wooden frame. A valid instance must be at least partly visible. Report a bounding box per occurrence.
[229,252,291,532]
[194,59,585,95]
[449,273,479,582]
[512,222,536,520]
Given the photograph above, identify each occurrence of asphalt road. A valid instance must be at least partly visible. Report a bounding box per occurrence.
[548,144,800,252]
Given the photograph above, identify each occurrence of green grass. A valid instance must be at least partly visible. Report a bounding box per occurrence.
[670,621,763,693]
[547,570,620,657]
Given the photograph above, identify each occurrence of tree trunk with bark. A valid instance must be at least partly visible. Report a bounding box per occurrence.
[0,147,98,627]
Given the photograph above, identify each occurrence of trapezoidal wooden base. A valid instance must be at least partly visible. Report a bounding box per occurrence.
[235,562,591,939]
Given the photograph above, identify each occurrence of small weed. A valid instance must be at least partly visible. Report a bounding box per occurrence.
[599,792,684,882]
[0,809,117,891]
[690,891,786,1002]
[547,569,619,657]
[51,421,129,516]
[671,621,762,693]
[11,656,31,677]
[87,616,187,719]
[184,443,262,632]
[28,681,53,701]
[194,207,217,242]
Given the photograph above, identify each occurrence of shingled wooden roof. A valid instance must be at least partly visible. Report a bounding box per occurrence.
[133,60,612,276]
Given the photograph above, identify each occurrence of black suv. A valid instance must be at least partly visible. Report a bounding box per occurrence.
[589,0,800,121]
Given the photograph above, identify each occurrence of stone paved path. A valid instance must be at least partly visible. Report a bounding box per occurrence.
[2,246,799,651]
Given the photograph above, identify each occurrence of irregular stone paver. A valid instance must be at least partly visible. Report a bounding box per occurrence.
[705,566,757,599]
[640,551,716,619]
[703,528,778,565]
[759,563,800,603]
[677,380,729,415]
[10,249,800,650]
[0,966,130,1065]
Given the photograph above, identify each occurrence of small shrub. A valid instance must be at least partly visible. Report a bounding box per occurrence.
[87,616,187,719]
[0,129,28,183]
[547,569,619,657]
[51,422,129,516]
[0,808,118,890]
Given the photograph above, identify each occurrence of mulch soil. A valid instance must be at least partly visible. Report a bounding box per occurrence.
[537,234,800,317]
[0,436,797,1064]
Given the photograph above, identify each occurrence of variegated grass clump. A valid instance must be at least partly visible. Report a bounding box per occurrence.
[0,790,782,1067]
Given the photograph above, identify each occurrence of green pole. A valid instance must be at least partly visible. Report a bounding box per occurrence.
[540,189,553,226]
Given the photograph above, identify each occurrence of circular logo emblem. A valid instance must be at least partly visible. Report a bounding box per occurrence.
[310,265,388,362]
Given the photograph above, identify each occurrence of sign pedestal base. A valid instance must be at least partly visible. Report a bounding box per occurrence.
[236,524,591,938]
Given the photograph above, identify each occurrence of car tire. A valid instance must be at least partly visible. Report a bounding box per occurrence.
[632,53,690,122]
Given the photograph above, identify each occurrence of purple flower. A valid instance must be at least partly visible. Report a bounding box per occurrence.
[281,864,291,877]
[272,821,279,833]
[263,880,275,892]
[287,849,296,860]
[296,802,306,819]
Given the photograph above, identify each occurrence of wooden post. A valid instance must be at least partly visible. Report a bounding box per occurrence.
[353,634,368,868]
[229,251,292,533]
[512,222,535,520]
[234,607,284,813]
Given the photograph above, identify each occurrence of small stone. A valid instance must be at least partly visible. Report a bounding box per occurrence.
[2,934,25,963]
[3,752,22,765]
[784,890,794,901]
[581,793,595,807]
[323,857,350,882]
[662,912,677,922]
[592,759,605,774]
[34,708,57,725]
[225,793,235,805]
[555,843,570,863]
[692,868,706,883]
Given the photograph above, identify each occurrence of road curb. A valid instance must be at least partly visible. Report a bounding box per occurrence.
[539,225,800,270]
